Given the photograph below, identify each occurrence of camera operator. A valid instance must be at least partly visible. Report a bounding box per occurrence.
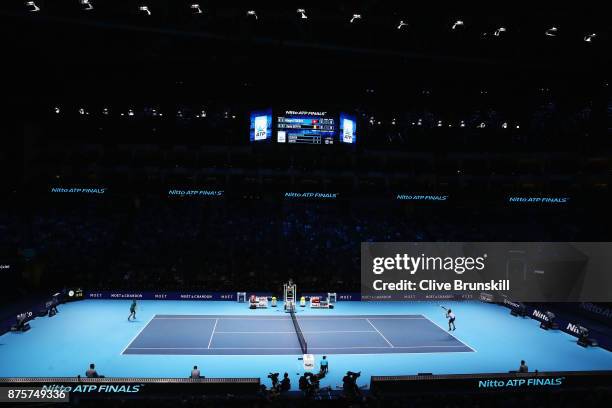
[268,372,280,389]
[342,371,361,399]
[298,373,309,394]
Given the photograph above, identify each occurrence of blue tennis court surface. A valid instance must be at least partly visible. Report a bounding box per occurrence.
[123,314,474,355]
[2,300,612,390]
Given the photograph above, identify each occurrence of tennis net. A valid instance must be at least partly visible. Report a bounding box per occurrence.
[289,306,308,354]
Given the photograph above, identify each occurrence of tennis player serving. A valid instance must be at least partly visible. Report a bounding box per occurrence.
[440,305,456,331]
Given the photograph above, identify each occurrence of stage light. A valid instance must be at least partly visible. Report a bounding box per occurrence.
[78,108,86,115]
[478,122,486,128]
[576,325,598,347]
[190,4,202,14]
[102,107,109,115]
[545,26,558,37]
[128,109,134,116]
[139,5,151,16]
[247,10,258,20]
[584,33,597,42]
[494,27,507,36]
[79,0,93,11]
[350,14,362,24]
[452,20,464,30]
[397,20,408,30]
[25,1,40,12]
[502,122,508,129]
[510,302,527,317]
[54,107,60,114]
[437,120,443,127]
[460,120,466,128]
[297,8,307,19]
[539,311,559,330]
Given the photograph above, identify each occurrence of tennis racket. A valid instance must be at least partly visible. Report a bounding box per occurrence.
[439,305,447,311]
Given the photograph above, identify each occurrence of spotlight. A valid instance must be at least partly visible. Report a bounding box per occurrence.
[494,27,507,36]
[25,1,40,12]
[79,0,93,11]
[247,10,258,20]
[11,312,33,332]
[584,33,597,42]
[54,107,60,114]
[460,120,466,128]
[102,107,109,115]
[190,3,202,14]
[139,5,151,16]
[452,20,464,30]
[502,122,508,129]
[297,8,307,19]
[478,122,486,128]
[510,302,527,317]
[539,311,559,330]
[545,26,558,37]
[350,14,362,24]
[397,20,408,30]
[576,325,598,347]
[78,108,86,115]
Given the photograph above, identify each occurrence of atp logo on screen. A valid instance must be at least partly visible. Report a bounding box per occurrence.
[254,115,269,141]
[342,118,354,143]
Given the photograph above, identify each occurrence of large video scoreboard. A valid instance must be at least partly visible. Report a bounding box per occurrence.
[277,111,337,144]
[250,109,356,145]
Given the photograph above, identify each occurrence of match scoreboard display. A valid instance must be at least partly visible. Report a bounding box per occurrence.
[249,109,356,145]
[277,111,337,145]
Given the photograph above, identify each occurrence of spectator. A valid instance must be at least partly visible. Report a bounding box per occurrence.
[279,372,290,392]
[85,363,102,378]
[190,365,201,378]
[519,360,529,373]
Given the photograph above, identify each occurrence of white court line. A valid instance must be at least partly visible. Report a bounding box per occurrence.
[154,317,285,320]
[365,319,394,348]
[298,317,426,320]
[214,330,377,334]
[153,316,426,320]
[207,318,218,349]
[421,315,477,353]
[127,345,470,350]
[121,314,158,355]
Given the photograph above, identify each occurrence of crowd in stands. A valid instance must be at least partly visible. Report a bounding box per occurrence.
[14,194,608,294]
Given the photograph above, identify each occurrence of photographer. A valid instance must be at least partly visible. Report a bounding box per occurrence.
[279,372,291,392]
